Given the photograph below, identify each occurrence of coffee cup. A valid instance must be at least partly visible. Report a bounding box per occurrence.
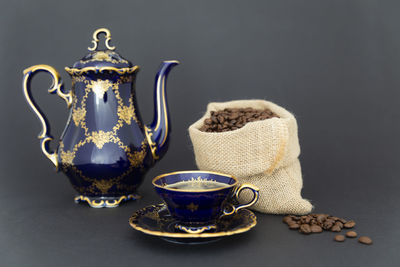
[152,170,259,234]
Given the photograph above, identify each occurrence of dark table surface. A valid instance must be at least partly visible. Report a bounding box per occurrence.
[1,0,399,266]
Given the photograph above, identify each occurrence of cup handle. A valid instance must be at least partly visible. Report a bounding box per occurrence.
[222,183,260,216]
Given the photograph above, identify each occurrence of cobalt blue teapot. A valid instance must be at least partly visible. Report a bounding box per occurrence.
[22,28,179,208]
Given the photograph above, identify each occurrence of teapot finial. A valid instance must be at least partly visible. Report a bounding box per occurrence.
[88,28,115,51]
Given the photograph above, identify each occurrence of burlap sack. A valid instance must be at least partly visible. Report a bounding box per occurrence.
[189,100,312,215]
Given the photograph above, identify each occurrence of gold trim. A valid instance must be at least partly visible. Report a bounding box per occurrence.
[154,60,179,135]
[75,194,140,208]
[152,170,239,193]
[129,204,257,238]
[223,183,260,216]
[23,64,73,168]
[65,66,139,76]
[88,28,115,51]
[144,126,159,160]
[158,61,179,145]
[160,76,168,146]
[175,224,217,234]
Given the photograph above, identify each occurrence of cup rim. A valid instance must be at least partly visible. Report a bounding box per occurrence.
[152,170,239,192]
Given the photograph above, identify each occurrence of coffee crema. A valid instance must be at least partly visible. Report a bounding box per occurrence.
[164,180,229,190]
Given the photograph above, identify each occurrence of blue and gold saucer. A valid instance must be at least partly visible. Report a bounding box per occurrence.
[129,203,257,244]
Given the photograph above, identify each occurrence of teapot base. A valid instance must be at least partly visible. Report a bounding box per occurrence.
[74,194,141,208]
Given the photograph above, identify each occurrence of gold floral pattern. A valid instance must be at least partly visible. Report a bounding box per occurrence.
[60,150,75,165]
[128,143,147,168]
[94,179,114,194]
[72,76,86,83]
[118,104,136,125]
[92,51,111,61]
[72,107,86,126]
[87,80,113,98]
[187,202,199,212]
[90,130,113,149]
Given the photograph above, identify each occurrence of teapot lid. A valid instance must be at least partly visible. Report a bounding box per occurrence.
[65,28,138,75]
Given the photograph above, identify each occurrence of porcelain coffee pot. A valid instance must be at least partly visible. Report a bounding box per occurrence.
[22,28,179,208]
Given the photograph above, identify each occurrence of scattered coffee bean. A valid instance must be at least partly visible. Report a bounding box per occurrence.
[290,215,300,221]
[331,224,342,232]
[299,224,312,234]
[344,220,356,229]
[283,214,371,246]
[283,216,292,224]
[310,225,323,233]
[316,214,327,224]
[335,221,343,228]
[358,236,373,245]
[334,235,345,242]
[346,231,357,238]
[199,107,279,132]
[323,220,334,230]
[284,213,349,233]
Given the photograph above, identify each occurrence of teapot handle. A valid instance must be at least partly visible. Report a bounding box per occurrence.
[22,64,73,169]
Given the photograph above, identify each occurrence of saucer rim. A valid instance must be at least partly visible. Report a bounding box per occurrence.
[129,203,257,238]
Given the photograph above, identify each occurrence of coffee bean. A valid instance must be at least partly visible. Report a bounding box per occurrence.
[199,125,208,132]
[331,224,342,232]
[335,221,343,228]
[290,215,300,221]
[334,235,345,242]
[283,213,367,246]
[300,224,311,234]
[323,221,334,230]
[217,115,224,123]
[200,108,279,132]
[329,216,340,221]
[325,218,335,224]
[300,216,309,224]
[346,231,357,238]
[283,216,293,224]
[310,225,323,233]
[229,113,239,120]
[317,214,327,223]
[358,236,373,245]
[344,220,356,228]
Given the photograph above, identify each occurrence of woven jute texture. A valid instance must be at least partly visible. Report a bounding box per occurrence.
[189,100,312,214]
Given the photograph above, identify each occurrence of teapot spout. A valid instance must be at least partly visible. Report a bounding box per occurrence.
[145,60,179,161]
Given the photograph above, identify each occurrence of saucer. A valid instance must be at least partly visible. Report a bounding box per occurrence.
[129,203,257,244]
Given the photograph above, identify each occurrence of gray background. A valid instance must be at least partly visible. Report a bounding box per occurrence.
[1,0,399,266]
